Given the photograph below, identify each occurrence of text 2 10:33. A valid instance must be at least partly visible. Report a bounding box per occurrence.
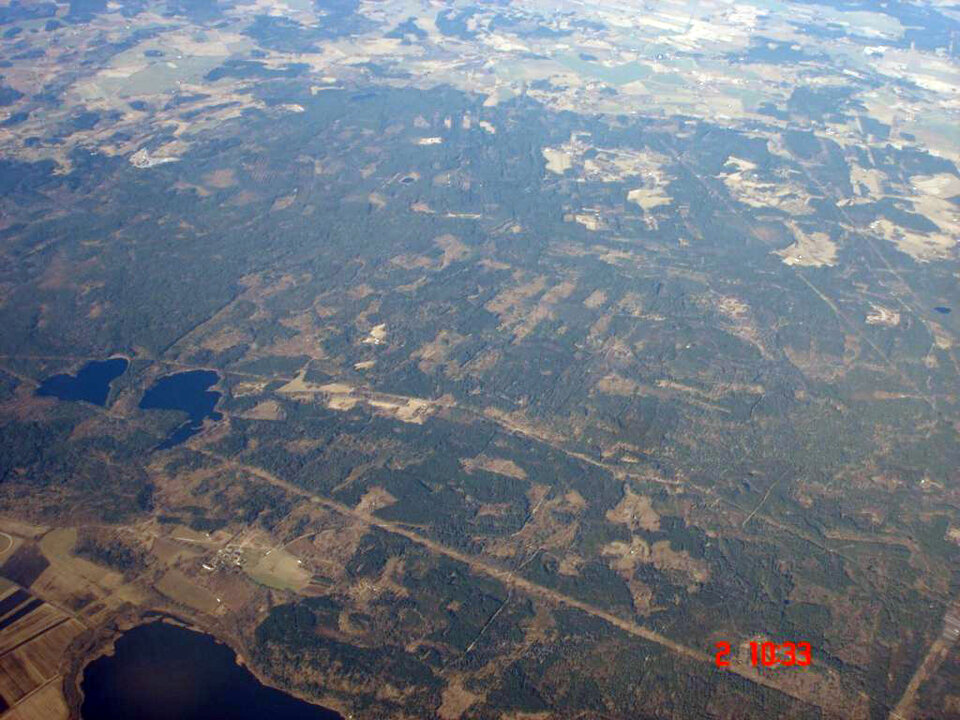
[715,641,812,668]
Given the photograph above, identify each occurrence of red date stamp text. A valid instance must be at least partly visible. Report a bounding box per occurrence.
[714,641,811,668]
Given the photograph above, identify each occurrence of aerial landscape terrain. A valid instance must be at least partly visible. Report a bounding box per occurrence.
[0,0,957,718]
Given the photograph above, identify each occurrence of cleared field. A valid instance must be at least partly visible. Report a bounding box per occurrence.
[156,569,221,615]
[151,536,204,565]
[0,619,83,705]
[0,648,45,706]
[0,520,47,543]
[245,548,311,592]
[0,605,66,655]
[0,589,30,622]
[39,529,125,589]
[2,679,69,720]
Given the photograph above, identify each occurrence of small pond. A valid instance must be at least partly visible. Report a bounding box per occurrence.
[36,357,128,406]
[138,370,222,449]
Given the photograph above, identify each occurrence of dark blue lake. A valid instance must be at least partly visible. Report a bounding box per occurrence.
[80,622,341,720]
[139,370,222,449]
[36,357,128,406]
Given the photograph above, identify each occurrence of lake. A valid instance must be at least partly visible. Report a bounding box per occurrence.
[36,357,128,406]
[80,621,342,720]
[139,370,222,449]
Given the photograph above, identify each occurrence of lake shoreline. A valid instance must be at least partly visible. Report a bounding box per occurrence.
[65,607,349,720]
